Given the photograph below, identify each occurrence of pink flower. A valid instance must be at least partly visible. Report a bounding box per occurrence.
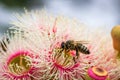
[11,10,92,80]
[80,29,120,80]
[10,10,120,80]
[0,31,40,80]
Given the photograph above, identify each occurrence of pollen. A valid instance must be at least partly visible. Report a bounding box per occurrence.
[52,48,75,68]
[8,52,31,76]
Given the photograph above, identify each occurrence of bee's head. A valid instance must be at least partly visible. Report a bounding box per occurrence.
[61,42,65,49]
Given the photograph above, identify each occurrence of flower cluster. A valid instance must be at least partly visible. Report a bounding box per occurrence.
[0,10,120,80]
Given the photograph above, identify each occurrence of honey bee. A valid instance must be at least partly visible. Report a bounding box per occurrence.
[61,40,90,61]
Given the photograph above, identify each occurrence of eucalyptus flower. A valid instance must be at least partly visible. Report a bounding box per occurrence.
[0,30,40,80]
[9,10,120,80]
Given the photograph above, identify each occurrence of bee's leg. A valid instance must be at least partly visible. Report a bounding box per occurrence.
[75,47,79,59]
[59,48,64,53]
[73,57,76,63]
[65,50,70,57]
[62,51,66,57]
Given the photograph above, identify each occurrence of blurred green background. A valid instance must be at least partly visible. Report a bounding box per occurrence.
[0,0,120,37]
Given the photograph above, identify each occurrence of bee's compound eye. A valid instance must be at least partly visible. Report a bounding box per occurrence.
[61,42,65,48]
[66,40,73,47]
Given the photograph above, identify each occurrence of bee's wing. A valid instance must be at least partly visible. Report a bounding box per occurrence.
[75,41,89,44]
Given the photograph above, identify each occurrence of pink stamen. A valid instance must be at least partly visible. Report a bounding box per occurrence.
[54,62,79,72]
[52,18,57,33]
